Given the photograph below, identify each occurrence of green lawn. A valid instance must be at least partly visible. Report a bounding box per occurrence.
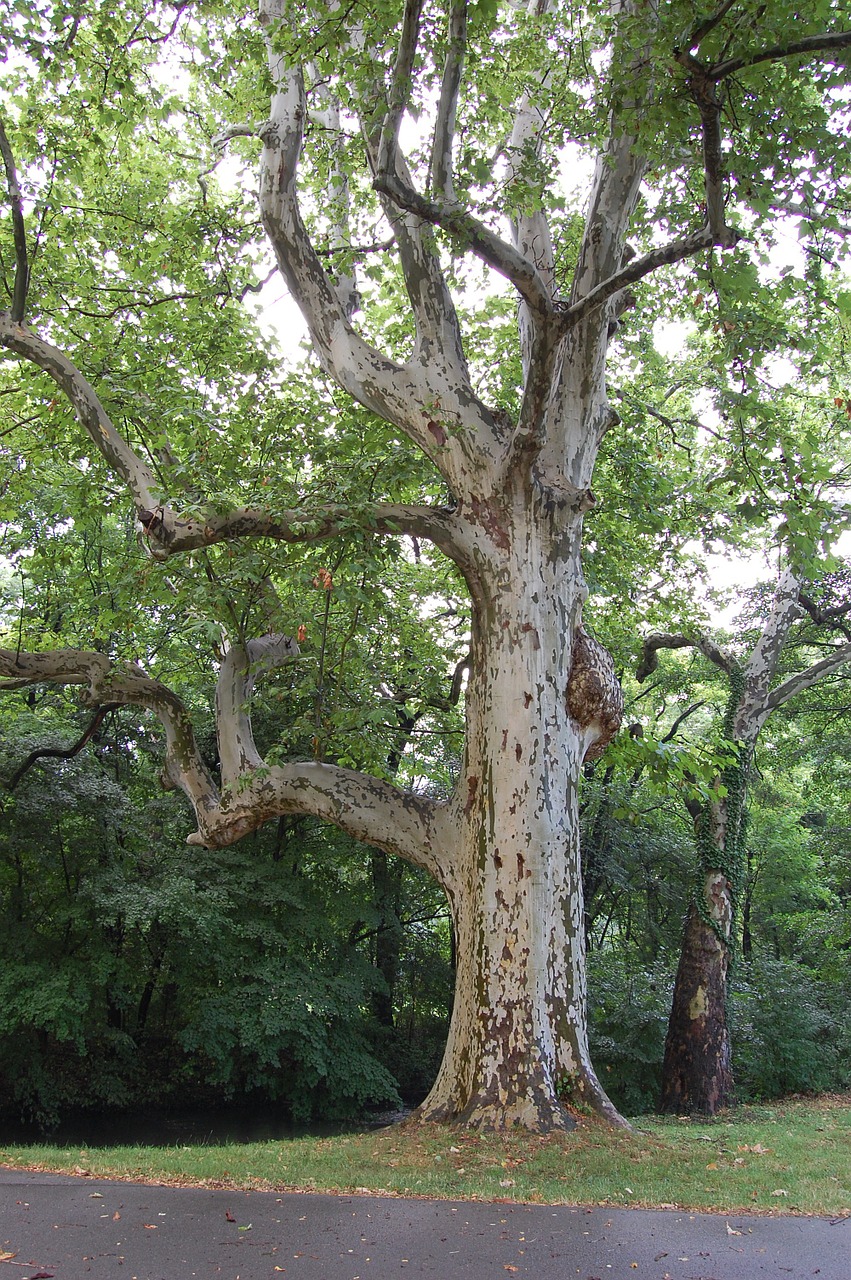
[2,1094,849,1217]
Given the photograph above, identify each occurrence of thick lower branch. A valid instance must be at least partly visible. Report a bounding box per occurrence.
[0,644,449,880]
[189,760,449,884]
[0,647,219,820]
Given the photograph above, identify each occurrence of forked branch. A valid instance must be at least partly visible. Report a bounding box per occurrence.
[374,0,555,320]
[0,644,449,873]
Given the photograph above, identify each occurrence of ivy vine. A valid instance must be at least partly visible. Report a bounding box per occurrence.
[693,666,750,950]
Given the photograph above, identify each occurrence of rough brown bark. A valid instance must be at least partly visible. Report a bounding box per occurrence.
[659,900,733,1115]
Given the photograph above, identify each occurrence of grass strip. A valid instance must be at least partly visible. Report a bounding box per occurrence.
[2,1094,849,1217]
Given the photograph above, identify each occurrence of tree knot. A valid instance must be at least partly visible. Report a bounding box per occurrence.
[565,628,623,761]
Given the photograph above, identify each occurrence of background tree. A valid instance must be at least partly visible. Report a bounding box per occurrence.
[3,0,851,1131]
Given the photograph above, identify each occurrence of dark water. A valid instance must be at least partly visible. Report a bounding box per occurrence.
[0,1105,406,1149]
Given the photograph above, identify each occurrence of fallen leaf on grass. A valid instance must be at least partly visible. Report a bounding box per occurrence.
[772,1189,788,1197]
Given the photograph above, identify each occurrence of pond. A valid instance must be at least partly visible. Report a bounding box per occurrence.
[0,1104,407,1148]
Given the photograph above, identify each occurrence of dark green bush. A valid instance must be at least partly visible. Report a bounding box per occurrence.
[587,950,673,1114]
[730,957,851,1101]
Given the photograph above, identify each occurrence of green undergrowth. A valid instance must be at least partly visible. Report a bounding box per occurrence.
[2,1095,849,1217]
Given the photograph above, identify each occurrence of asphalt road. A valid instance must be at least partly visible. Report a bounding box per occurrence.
[1,1167,848,1280]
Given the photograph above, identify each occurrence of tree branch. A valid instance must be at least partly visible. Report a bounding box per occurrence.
[685,0,740,51]
[0,313,164,514]
[0,116,30,323]
[0,647,220,821]
[216,634,300,787]
[0,315,469,565]
[142,500,465,563]
[5,702,122,790]
[376,0,424,182]
[373,0,554,320]
[372,168,556,320]
[562,227,729,329]
[735,566,803,737]
[636,632,737,683]
[798,590,851,642]
[0,644,450,875]
[430,0,467,204]
[257,8,497,489]
[711,29,851,82]
[764,642,851,716]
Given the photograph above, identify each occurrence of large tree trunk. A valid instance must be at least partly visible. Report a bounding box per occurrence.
[412,499,624,1129]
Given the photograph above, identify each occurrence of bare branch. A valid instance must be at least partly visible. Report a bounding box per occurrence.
[712,29,851,81]
[0,116,29,323]
[430,0,467,203]
[636,632,737,683]
[764,642,851,716]
[5,702,122,790]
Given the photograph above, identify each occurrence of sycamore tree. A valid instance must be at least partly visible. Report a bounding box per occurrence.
[2,1,851,1130]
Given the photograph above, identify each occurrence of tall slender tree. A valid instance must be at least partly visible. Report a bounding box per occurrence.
[639,568,851,1114]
